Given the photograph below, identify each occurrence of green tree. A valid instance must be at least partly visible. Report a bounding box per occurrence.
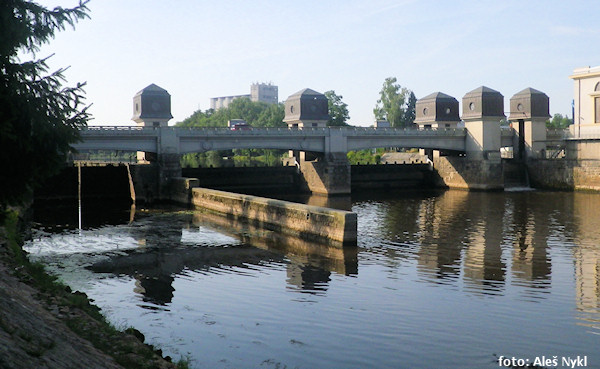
[324,90,350,126]
[0,0,90,208]
[177,99,285,128]
[373,77,416,128]
[257,102,286,127]
[176,100,286,167]
[404,91,417,127]
[546,113,572,129]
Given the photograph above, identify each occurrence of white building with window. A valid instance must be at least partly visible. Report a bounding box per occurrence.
[570,66,600,138]
[210,83,278,110]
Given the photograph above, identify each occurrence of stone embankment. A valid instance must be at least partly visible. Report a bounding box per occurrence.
[0,209,180,369]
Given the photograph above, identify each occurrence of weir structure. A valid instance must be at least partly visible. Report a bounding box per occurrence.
[69,83,574,198]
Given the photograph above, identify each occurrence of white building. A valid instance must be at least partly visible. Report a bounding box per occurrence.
[570,65,600,137]
[210,83,278,110]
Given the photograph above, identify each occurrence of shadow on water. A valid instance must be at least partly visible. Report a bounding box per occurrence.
[26,189,600,368]
[32,199,134,232]
[80,204,358,304]
[32,190,600,301]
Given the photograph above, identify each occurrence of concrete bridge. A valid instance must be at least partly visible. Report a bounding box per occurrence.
[72,125,473,154]
[70,85,569,198]
[70,125,528,198]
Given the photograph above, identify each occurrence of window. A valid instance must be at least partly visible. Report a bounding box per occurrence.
[595,82,600,123]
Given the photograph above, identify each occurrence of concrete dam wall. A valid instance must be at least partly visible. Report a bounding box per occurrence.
[192,187,357,245]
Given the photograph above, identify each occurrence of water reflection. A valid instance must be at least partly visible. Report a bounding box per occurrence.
[33,191,600,306]
[192,211,358,293]
[26,190,600,368]
[370,190,563,297]
[84,207,359,304]
[572,193,600,332]
[416,190,472,283]
[91,243,281,305]
[507,193,551,287]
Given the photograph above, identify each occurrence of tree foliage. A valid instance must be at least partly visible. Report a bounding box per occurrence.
[177,98,285,128]
[324,90,350,126]
[373,77,416,128]
[546,113,572,129]
[0,0,90,207]
[177,99,286,167]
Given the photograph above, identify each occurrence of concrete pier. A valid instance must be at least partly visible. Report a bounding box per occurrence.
[191,187,357,245]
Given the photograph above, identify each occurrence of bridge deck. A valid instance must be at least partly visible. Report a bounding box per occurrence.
[74,126,469,154]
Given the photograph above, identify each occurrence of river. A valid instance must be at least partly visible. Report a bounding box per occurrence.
[25,189,600,369]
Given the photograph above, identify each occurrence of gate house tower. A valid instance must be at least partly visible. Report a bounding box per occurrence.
[132,84,173,127]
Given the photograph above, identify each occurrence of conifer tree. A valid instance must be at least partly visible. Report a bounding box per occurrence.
[0,0,90,208]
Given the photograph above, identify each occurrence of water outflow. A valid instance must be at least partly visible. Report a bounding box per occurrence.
[503,160,532,191]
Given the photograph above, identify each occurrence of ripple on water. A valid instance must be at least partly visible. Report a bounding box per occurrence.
[25,191,600,369]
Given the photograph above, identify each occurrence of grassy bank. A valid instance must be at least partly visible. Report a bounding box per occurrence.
[0,208,190,369]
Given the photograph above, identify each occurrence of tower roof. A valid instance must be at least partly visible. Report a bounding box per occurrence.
[132,83,173,123]
[463,86,503,98]
[512,87,547,97]
[287,88,323,98]
[462,86,505,120]
[419,91,456,102]
[414,92,460,124]
[283,88,329,123]
[135,83,170,96]
[508,87,549,120]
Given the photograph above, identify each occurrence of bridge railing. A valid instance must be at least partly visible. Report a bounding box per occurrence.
[81,126,158,135]
[546,128,570,140]
[83,126,151,131]
[176,127,330,136]
[176,126,468,137]
[82,125,468,137]
[347,127,466,136]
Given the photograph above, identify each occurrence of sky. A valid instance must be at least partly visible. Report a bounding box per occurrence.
[35,0,600,127]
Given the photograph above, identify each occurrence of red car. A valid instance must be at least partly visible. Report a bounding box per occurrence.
[230,123,251,131]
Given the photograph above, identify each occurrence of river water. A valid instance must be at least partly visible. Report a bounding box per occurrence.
[25,190,600,369]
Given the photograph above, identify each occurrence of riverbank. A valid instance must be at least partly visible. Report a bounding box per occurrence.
[0,208,185,369]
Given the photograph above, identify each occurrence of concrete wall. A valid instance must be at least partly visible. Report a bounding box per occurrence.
[170,177,199,205]
[184,164,433,194]
[129,164,159,203]
[528,140,600,191]
[528,158,600,191]
[192,187,357,245]
[351,164,433,190]
[433,157,504,190]
[298,154,351,195]
[567,140,600,160]
[193,211,358,275]
[182,166,300,194]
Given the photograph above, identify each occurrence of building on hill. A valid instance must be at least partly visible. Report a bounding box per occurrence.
[210,82,278,110]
